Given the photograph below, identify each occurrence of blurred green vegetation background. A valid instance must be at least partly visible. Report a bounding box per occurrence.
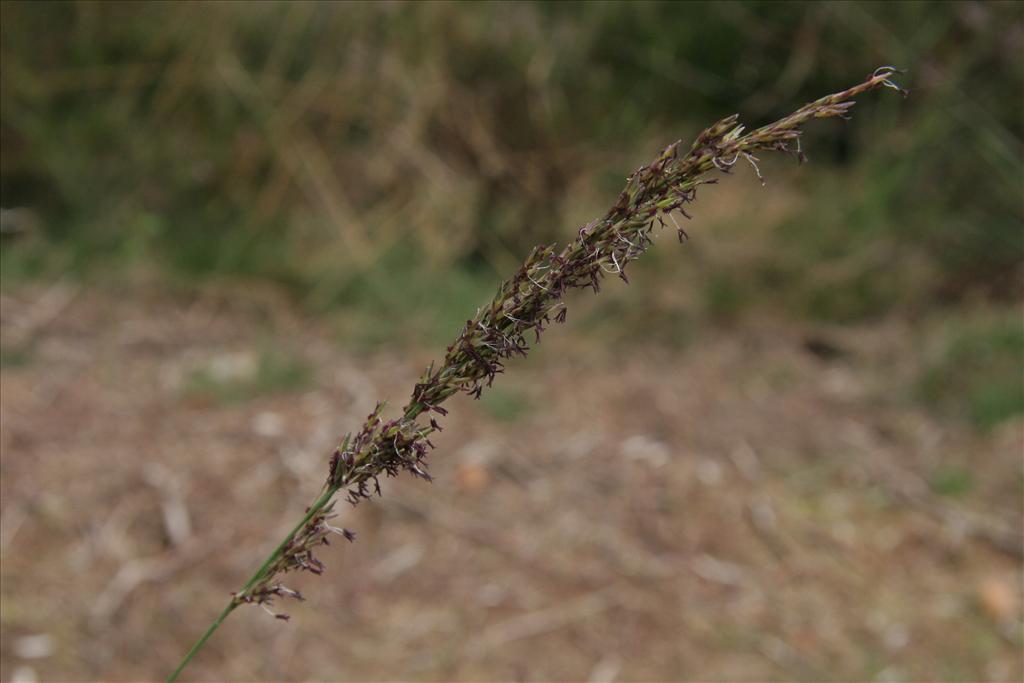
[2,0,1022,427]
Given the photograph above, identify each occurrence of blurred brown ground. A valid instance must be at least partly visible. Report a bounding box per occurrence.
[1,272,1020,681]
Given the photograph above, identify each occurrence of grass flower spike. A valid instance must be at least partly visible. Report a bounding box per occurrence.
[167,67,905,681]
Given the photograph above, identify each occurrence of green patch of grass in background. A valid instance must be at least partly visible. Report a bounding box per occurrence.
[184,348,313,405]
[919,313,1024,430]
[576,289,695,351]
[929,465,975,498]
[323,244,499,352]
[802,269,906,324]
[479,386,533,423]
[703,272,748,323]
[0,344,34,368]
[0,240,57,288]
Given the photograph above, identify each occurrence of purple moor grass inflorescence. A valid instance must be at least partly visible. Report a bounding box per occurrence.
[167,66,906,682]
